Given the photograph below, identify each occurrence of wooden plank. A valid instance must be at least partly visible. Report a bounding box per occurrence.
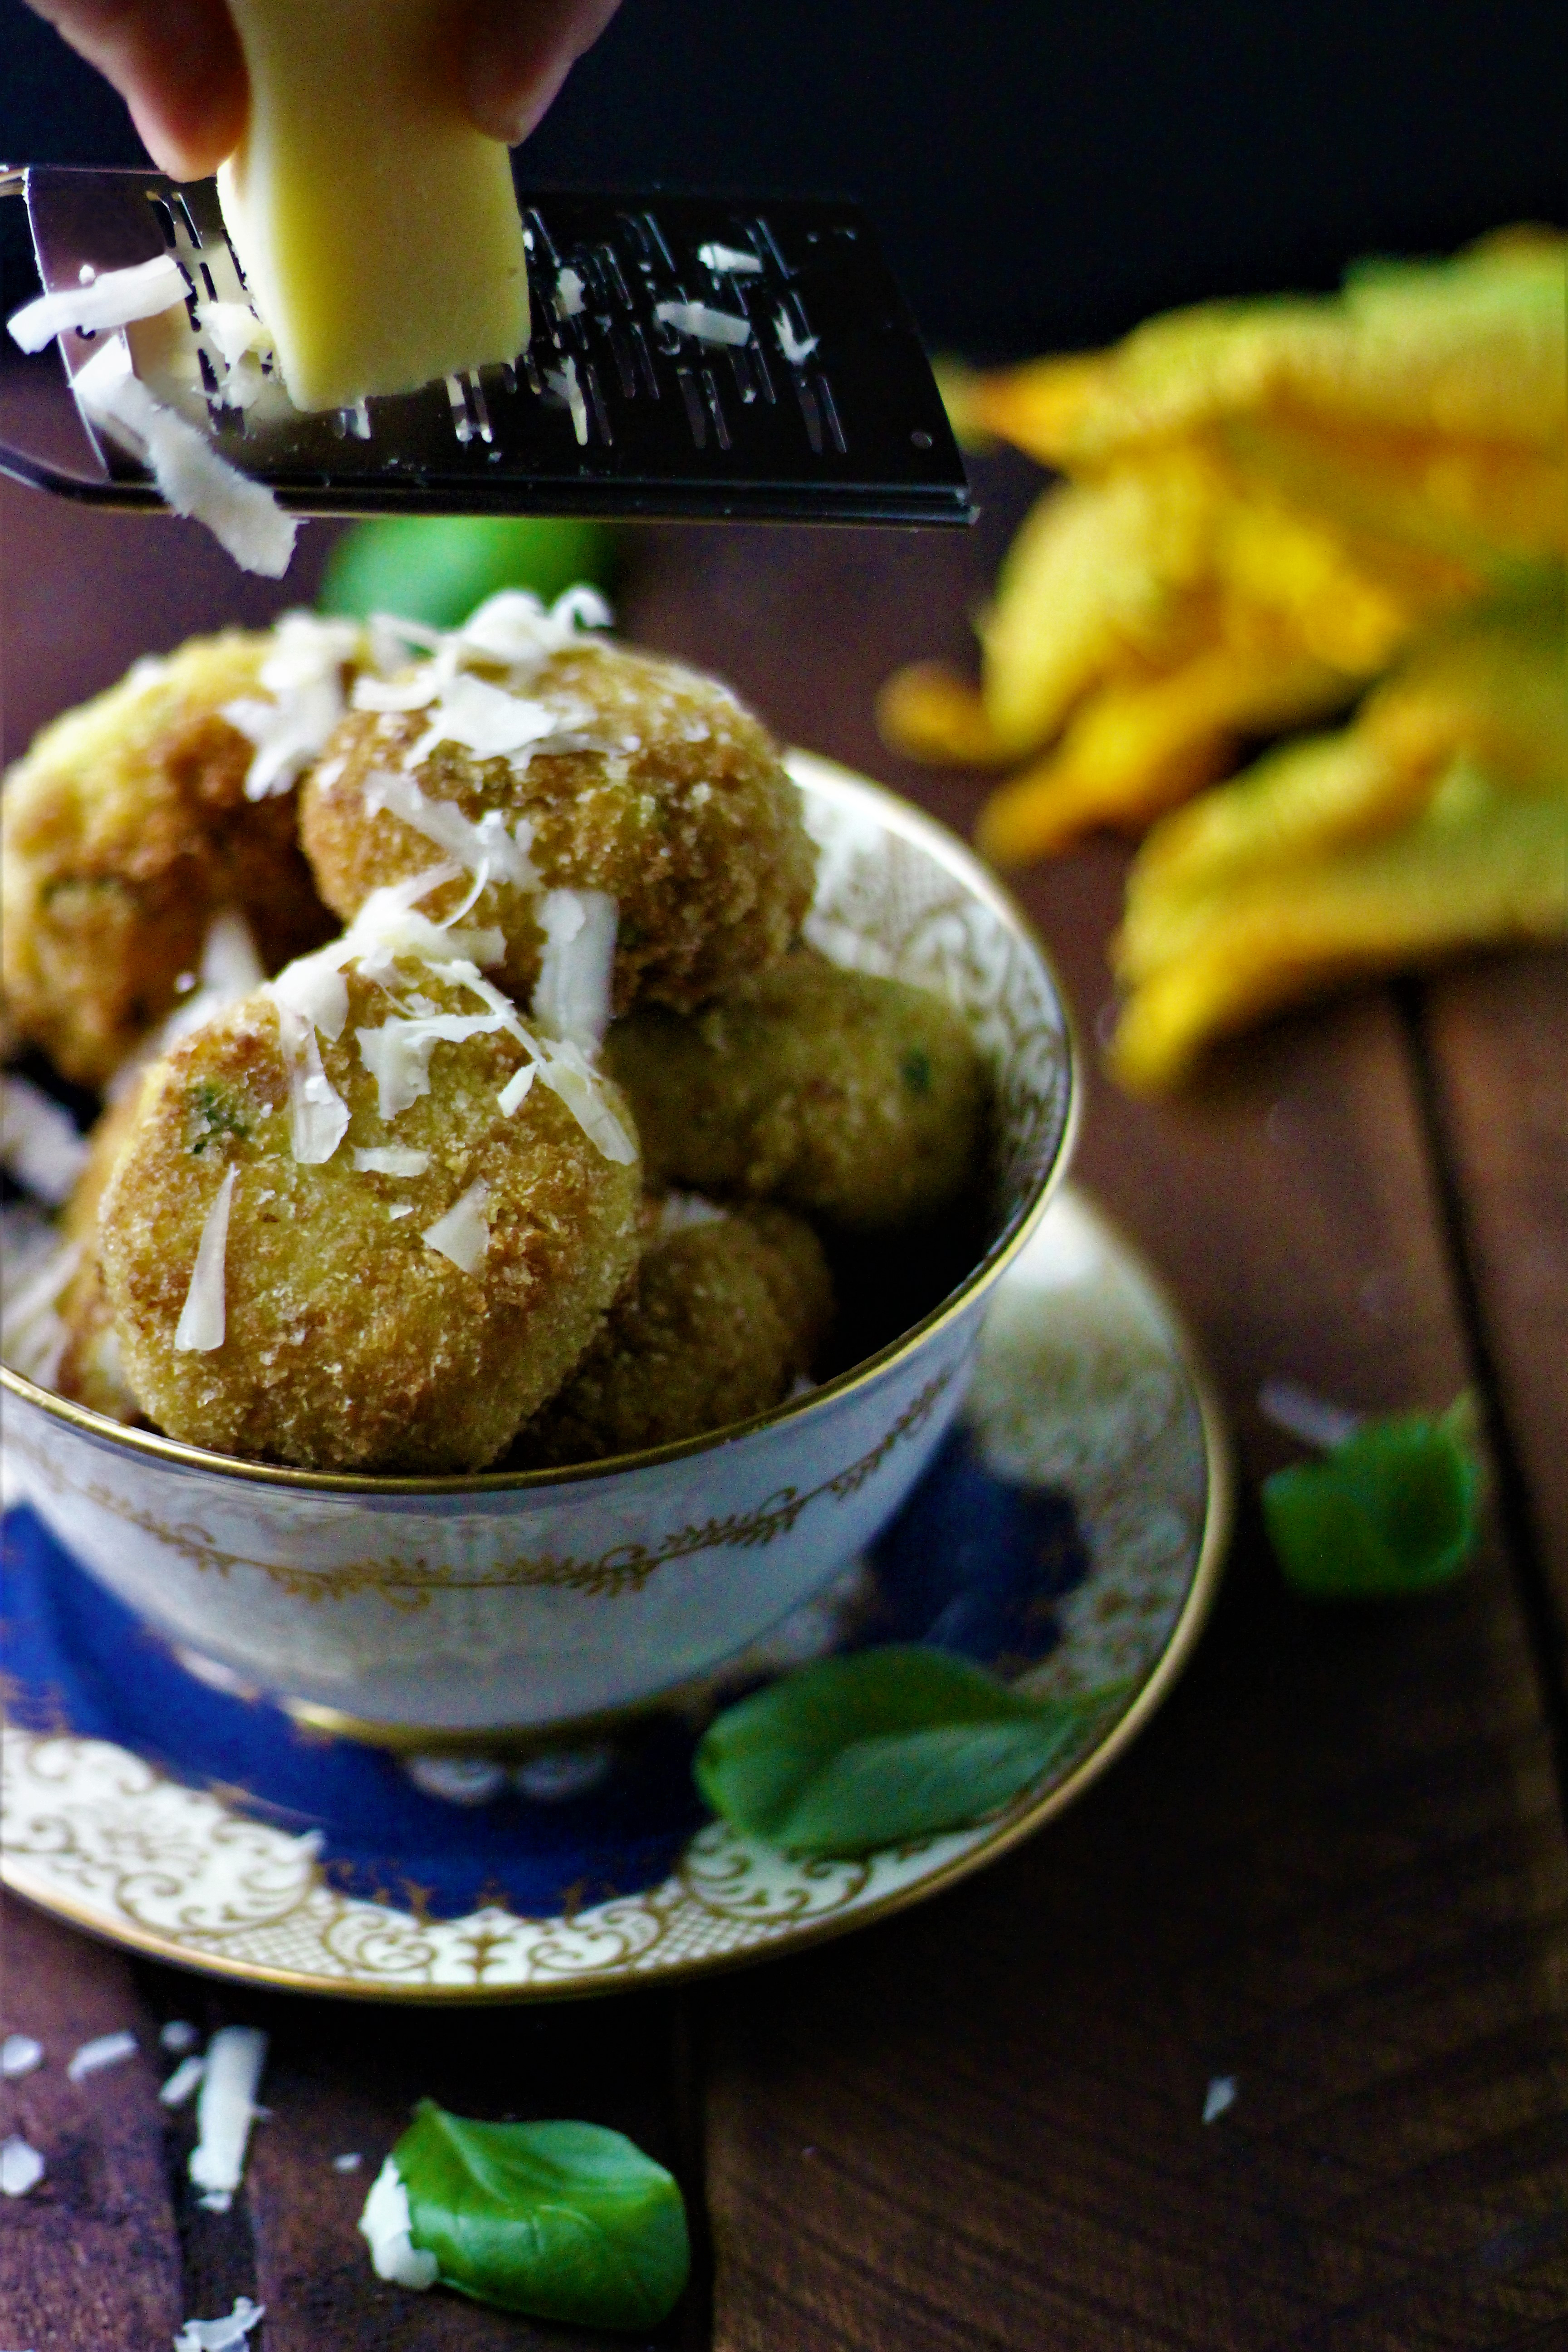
[622,494,1568,2350]
[0,1893,184,2352]
[1418,951,1568,1612]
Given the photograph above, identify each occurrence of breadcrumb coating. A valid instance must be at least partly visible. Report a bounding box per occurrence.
[54,1083,150,1426]
[97,970,642,1471]
[1,633,336,1086]
[602,951,991,1229]
[299,639,815,1016]
[510,1202,833,1467]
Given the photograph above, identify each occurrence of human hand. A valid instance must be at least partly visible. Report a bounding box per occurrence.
[23,0,623,178]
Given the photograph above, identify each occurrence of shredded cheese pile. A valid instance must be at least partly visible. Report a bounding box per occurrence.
[220,612,365,800]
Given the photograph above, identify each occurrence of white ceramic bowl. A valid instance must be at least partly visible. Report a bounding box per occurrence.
[1,754,1077,1739]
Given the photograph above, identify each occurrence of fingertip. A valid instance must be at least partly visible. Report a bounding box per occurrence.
[127,85,248,181]
[463,56,572,150]
[460,0,622,147]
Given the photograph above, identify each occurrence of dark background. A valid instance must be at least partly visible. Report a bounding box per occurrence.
[2,0,1563,356]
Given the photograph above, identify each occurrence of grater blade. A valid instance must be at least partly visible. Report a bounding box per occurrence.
[0,164,971,526]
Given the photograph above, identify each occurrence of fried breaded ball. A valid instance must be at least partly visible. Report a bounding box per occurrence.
[97,969,642,1472]
[0,633,336,1086]
[54,1081,151,1426]
[601,951,992,1229]
[299,638,815,1017]
[509,1200,833,1468]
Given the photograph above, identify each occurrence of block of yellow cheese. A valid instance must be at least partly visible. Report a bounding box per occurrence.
[218,0,530,413]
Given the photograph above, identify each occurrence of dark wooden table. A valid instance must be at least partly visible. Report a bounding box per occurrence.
[3,446,1566,2351]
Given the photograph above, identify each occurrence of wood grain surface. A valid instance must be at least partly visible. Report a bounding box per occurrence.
[1419,956,1568,1617]
[2,451,1565,2350]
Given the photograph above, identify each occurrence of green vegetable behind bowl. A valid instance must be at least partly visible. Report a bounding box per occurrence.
[321,514,619,628]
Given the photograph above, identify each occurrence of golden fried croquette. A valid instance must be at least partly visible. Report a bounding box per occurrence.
[601,951,992,1229]
[299,636,815,1018]
[1,632,336,1086]
[97,965,642,1472]
[509,1200,833,1467]
[54,1082,151,1425]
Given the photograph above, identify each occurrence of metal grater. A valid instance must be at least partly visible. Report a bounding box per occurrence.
[0,164,971,526]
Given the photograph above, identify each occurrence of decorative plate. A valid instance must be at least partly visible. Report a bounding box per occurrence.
[0,1186,1229,2000]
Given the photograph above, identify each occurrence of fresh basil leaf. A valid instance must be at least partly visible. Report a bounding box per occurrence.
[394,2101,689,2331]
[1263,1401,1482,1599]
[694,1646,1089,1857]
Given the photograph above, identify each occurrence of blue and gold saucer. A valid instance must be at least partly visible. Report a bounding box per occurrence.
[0,1188,1228,1999]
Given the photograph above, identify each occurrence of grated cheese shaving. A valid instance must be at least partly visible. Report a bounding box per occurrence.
[270,940,350,1042]
[175,1166,238,1352]
[215,347,268,410]
[173,2295,266,2351]
[0,2135,45,2198]
[220,610,362,799]
[194,906,266,1004]
[654,1190,728,1240]
[497,1061,536,1116]
[402,670,561,772]
[363,765,539,888]
[537,1040,637,1165]
[459,585,611,664]
[0,1073,88,1205]
[66,2028,138,2082]
[425,959,631,1161]
[273,1000,351,1163]
[196,299,273,369]
[348,902,506,989]
[161,2021,201,2053]
[774,309,819,365]
[357,1008,509,1121]
[353,1147,430,1177]
[655,299,752,347]
[530,887,617,1054]
[188,2025,267,2210]
[1,2034,43,2080]
[72,338,296,578]
[7,252,187,352]
[697,241,762,275]
[360,2156,438,2289]
[421,1179,490,1272]
[555,265,586,316]
[160,2053,207,2108]
[352,671,439,715]
[550,355,590,444]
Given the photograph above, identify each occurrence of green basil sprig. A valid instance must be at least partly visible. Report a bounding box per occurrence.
[1263,1396,1483,1599]
[393,2100,689,2330]
[695,1646,1104,1857]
